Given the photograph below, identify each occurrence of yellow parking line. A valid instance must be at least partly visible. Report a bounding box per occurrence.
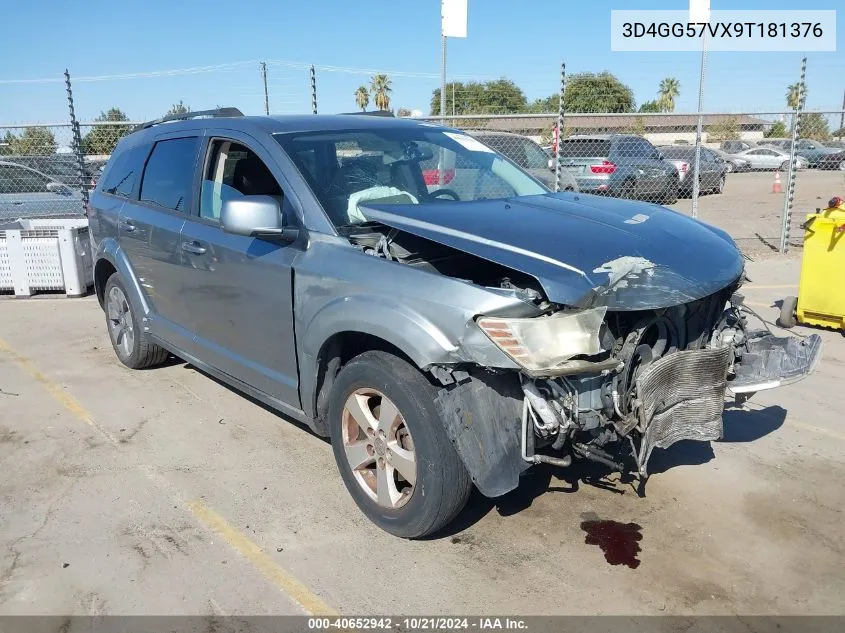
[187,501,338,616]
[0,336,119,446]
[0,335,337,616]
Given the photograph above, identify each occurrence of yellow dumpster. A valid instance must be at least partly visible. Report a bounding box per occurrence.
[779,196,845,331]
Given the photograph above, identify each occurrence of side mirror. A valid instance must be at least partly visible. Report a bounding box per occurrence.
[46,181,71,195]
[220,196,299,243]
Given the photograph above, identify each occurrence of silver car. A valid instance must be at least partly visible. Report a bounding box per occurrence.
[87,109,822,538]
[0,160,84,221]
[734,146,808,170]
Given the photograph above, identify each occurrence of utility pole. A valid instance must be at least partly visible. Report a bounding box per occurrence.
[840,87,844,140]
[440,35,447,124]
[260,62,269,115]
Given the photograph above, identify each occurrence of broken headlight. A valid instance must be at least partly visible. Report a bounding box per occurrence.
[476,307,607,373]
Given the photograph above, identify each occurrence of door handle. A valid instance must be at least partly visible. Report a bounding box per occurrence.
[181,240,207,255]
[120,219,136,233]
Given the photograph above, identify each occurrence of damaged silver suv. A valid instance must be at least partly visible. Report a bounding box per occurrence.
[88,109,822,538]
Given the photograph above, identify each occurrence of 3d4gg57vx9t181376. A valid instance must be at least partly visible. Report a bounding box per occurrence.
[87,108,822,538]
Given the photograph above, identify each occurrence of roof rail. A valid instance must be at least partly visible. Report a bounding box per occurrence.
[133,107,244,132]
[339,110,395,117]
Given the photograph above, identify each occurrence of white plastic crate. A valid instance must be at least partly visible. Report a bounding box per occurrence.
[0,218,94,297]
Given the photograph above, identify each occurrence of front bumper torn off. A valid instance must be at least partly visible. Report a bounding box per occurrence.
[728,332,823,394]
[634,332,822,476]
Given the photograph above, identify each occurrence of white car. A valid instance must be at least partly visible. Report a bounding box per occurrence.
[734,146,809,171]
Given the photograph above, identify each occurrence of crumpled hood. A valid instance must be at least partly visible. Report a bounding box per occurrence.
[362,192,744,310]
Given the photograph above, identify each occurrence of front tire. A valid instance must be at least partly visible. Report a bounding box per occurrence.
[328,351,472,538]
[103,274,169,369]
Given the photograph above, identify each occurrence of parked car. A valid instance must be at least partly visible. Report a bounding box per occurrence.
[557,134,678,202]
[0,160,85,220]
[2,154,95,189]
[711,148,750,172]
[465,130,579,191]
[657,145,727,195]
[88,109,821,538]
[720,140,756,154]
[734,146,809,170]
[817,150,845,171]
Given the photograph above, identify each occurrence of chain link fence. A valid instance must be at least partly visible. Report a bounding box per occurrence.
[1,122,137,221]
[417,111,845,257]
[1,105,843,258]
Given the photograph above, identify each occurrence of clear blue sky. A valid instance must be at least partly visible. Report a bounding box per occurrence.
[0,0,842,123]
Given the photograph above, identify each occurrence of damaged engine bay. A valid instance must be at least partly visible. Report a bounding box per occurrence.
[346,219,823,491]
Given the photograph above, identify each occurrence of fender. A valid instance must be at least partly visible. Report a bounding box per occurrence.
[298,293,464,419]
[94,238,150,322]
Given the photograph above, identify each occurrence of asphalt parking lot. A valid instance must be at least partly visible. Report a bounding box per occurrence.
[669,169,845,258]
[1,256,844,617]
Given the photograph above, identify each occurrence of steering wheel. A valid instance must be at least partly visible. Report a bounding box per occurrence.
[429,188,461,201]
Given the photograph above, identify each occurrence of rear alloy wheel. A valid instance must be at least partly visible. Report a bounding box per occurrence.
[781,160,790,171]
[328,351,472,538]
[724,162,734,173]
[715,174,726,194]
[839,160,845,171]
[103,274,169,369]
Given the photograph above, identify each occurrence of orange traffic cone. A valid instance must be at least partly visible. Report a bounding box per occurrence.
[772,171,783,194]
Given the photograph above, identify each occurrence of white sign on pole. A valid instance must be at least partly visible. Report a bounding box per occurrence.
[442,0,468,38]
[689,0,711,23]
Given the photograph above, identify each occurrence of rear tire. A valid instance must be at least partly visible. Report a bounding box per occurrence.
[103,274,169,369]
[777,296,798,329]
[780,160,790,171]
[724,162,734,173]
[328,351,472,539]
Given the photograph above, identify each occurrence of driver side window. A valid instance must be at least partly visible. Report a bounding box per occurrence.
[200,140,283,222]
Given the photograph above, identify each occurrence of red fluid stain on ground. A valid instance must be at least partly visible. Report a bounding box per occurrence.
[580,519,643,569]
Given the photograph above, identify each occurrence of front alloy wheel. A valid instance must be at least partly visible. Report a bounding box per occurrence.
[342,388,416,509]
[328,351,473,538]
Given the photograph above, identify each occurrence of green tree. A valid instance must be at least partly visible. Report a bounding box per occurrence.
[527,94,559,113]
[786,83,803,110]
[354,86,370,111]
[765,121,788,138]
[8,128,57,155]
[431,79,527,115]
[799,112,830,141]
[707,117,740,141]
[638,100,661,113]
[82,108,132,156]
[626,117,646,135]
[564,72,634,113]
[657,77,680,112]
[166,100,190,116]
[832,127,845,139]
[396,107,413,117]
[0,130,15,155]
[370,74,392,111]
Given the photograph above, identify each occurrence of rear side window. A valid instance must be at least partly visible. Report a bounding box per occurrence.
[139,137,200,212]
[558,139,611,157]
[614,137,658,158]
[100,145,148,198]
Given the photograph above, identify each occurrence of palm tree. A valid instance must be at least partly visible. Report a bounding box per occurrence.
[354,86,370,111]
[370,74,392,111]
[786,83,804,110]
[657,77,680,112]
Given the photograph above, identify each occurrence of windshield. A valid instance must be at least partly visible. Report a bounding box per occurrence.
[274,127,546,228]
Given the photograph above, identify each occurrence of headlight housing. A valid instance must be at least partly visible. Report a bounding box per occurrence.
[476,307,607,373]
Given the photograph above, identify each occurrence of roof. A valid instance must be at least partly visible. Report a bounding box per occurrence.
[481,113,771,133]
